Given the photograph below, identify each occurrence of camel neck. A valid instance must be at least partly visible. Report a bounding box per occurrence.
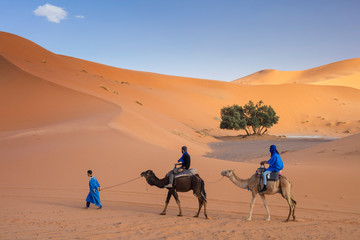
[229,173,249,189]
[147,174,168,188]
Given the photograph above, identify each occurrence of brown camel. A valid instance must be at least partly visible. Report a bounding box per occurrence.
[221,169,296,221]
[140,170,208,219]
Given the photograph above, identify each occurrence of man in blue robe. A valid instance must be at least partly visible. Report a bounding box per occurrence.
[259,145,284,194]
[85,170,102,209]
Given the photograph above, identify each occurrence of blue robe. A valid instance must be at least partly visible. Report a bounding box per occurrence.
[266,153,284,172]
[266,145,284,172]
[86,177,101,206]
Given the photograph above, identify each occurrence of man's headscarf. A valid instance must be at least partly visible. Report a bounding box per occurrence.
[270,145,277,156]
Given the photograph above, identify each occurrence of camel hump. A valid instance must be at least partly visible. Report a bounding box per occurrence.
[175,168,196,178]
[279,175,291,184]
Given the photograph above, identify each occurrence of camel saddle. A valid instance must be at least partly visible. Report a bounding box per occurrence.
[175,168,197,178]
[256,167,280,181]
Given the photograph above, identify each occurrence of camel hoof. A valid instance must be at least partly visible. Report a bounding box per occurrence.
[246,218,252,221]
[265,218,271,221]
[193,215,199,218]
[177,214,183,217]
[160,212,166,215]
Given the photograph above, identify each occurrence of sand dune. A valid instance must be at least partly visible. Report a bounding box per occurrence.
[234,58,360,89]
[2,31,360,139]
[0,55,120,132]
[1,31,360,239]
[313,72,360,89]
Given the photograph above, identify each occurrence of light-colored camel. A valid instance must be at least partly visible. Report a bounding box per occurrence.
[221,169,296,221]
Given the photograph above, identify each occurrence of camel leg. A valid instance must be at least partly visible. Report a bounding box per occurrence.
[281,189,296,221]
[284,195,297,222]
[161,191,172,215]
[292,198,296,221]
[203,198,208,219]
[172,191,183,217]
[280,177,296,221]
[260,194,271,221]
[194,198,202,218]
[285,197,293,222]
[292,196,297,220]
[246,192,256,221]
[194,195,208,219]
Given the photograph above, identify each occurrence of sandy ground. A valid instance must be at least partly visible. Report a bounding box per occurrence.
[205,135,334,162]
[1,182,359,240]
[1,32,360,239]
[1,135,360,240]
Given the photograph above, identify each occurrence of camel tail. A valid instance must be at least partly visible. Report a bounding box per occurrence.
[200,178,207,200]
[291,194,297,205]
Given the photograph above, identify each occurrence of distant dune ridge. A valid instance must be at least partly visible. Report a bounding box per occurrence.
[234,58,360,89]
[1,31,360,239]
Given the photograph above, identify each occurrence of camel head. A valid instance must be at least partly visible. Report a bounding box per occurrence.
[141,170,154,178]
[140,170,157,186]
[221,169,234,178]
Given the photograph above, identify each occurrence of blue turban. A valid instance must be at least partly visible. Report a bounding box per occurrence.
[270,145,277,155]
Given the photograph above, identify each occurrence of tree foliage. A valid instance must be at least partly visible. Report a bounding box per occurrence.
[220,100,279,135]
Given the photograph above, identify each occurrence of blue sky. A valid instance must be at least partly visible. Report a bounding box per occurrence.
[1,0,360,81]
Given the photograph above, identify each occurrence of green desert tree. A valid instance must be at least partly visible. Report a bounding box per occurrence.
[220,100,279,135]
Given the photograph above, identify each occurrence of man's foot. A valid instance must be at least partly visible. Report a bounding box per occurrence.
[259,185,267,194]
[97,205,102,209]
[84,206,89,209]
[164,184,173,188]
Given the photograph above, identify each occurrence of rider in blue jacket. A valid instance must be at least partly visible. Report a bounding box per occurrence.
[165,146,191,188]
[259,145,283,194]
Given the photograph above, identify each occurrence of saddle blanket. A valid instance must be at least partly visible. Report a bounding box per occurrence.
[175,169,196,178]
[256,168,280,181]
[266,172,279,181]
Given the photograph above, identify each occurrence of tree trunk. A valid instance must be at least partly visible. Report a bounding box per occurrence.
[258,126,265,135]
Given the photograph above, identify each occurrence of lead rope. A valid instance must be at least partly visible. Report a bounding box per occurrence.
[101,176,142,190]
[145,180,149,191]
[206,176,224,184]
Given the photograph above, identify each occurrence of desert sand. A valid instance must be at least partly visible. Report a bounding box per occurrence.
[233,58,360,89]
[1,31,360,239]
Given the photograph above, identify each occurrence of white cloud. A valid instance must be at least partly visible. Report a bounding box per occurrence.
[75,15,85,19]
[33,3,67,23]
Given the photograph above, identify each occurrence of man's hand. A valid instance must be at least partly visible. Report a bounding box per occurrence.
[98,188,101,191]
